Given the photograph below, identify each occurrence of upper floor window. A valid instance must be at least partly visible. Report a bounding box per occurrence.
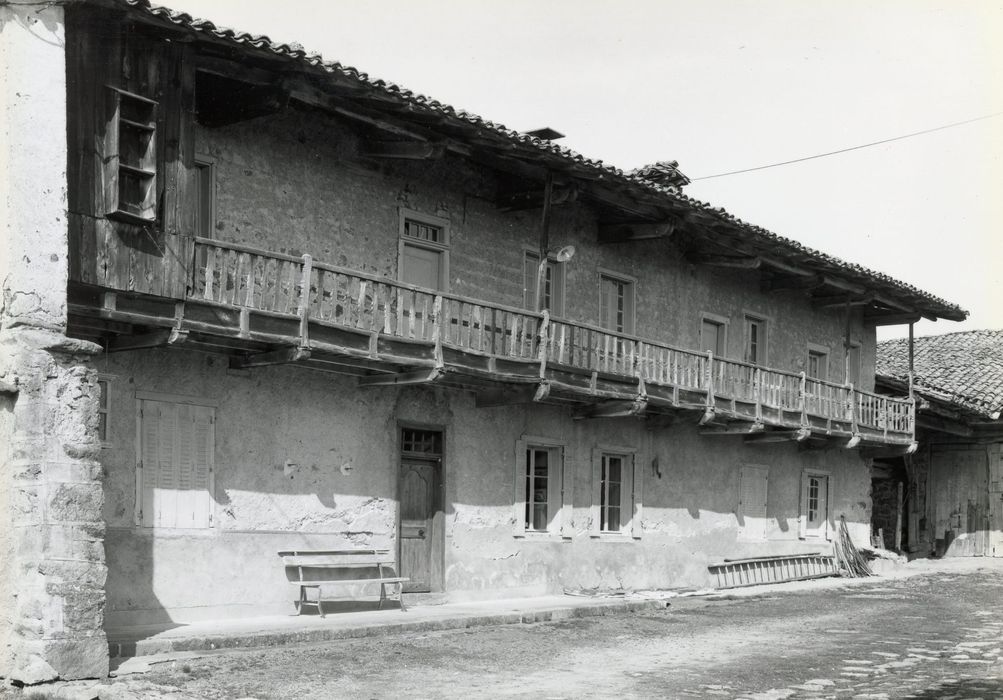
[599,272,635,335]
[193,155,215,238]
[105,87,158,224]
[398,209,450,292]
[807,344,829,380]
[700,313,728,357]
[743,314,768,365]
[524,252,565,315]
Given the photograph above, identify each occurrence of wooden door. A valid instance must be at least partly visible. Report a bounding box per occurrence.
[989,445,1003,557]
[399,459,442,593]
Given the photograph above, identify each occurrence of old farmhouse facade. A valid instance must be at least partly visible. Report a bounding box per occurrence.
[0,0,967,681]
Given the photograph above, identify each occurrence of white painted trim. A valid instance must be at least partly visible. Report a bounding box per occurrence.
[134,390,219,407]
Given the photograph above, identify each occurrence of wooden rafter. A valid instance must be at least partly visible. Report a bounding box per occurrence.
[361,140,445,160]
[597,221,675,244]
[688,253,761,269]
[573,397,648,420]
[811,294,875,310]
[744,428,812,444]
[106,328,187,352]
[762,273,825,293]
[701,422,766,436]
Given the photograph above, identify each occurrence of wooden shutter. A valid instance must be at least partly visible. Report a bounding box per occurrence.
[560,445,574,538]
[798,471,808,538]
[513,439,528,535]
[139,398,214,529]
[590,448,602,536]
[630,454,643,539]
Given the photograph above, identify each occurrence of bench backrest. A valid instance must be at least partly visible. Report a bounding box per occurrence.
[278,549,395,568]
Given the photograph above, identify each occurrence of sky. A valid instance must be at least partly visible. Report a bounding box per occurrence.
[165,0,1003,341]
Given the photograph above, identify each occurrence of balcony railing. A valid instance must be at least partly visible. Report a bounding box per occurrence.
[190,238,915,445]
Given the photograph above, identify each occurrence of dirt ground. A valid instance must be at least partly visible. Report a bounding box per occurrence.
[5,561,1003,699]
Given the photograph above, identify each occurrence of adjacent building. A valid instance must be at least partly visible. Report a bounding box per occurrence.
[0,0,967,681]
[875,330,1003,558]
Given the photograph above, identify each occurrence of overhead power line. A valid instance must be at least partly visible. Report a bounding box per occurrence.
[690,111,1003,181]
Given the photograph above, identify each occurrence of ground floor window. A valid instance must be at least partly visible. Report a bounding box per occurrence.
[590,448,643,538]
[800,470,830,540]
[136,392,216,529]
[514,438,570,536]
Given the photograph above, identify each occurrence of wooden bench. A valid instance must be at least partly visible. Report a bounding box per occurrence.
[278,549,409,616]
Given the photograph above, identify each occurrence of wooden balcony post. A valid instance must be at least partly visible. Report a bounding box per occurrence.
[798,371,808,428]
[882,396,889,440]
[848,383,859,436]
[537,310,550,379]
[753,367,763,425]
[701,351,715,424]
[432,295,444,368]
[297,254,313,347]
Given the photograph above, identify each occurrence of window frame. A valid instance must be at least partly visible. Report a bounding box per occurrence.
[96,373,115,448]
[700,312,730,357]
[742,312,769,366]
[193,153,216,239]
[807,343,830,381]
[513,435,572,539]
[397,207,450,292]
[590,446,643,539]
[598,269,637,335]
[134,390,218,530]
[798,469,832,540]
[523,248,566,316]
[104,86,159,225]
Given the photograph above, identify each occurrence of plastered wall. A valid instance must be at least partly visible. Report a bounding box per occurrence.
[97,347,870,625]
[195,108,875,389]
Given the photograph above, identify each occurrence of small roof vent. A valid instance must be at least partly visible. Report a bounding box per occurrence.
[630,160,690,189]
[524,127,565,141]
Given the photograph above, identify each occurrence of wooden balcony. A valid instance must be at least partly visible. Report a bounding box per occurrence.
[68,237,916,449]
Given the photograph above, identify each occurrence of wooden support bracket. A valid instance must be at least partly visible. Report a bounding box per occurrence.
[230,346,310,369]
[573,397,648,420]
[106,328,188,353]
[701,422,765,436]
[358,367,443,387]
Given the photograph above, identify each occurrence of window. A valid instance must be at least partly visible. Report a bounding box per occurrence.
[97,376,112,447]
[807,345,829,380]
[524,252,565,315]
[845,342,861,386]
[514,438,571,537]
[799,470,830,539]
[136,393,215,529]
[398,209,449,291]
[743,315,767,365]
[193,156,215,238]
[700,314,728,357]
[599,273,635,334]
[104,87,158,224]
[591,448,643,537]
[738,465,769,541]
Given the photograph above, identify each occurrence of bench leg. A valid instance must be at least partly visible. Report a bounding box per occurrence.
[398,581,408,612]
[378,582,386,610]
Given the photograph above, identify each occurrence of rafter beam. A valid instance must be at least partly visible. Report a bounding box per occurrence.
[811,294,874,310]
[475,384,541,408]
[597,221,675,244]
[762,273,825,293]
[230,346,310,369]
[688,253,761,269]
[358,367,443,387]
[106,328,188,353]
[863,312,923,326]
[361,140,445,160]
[917,414,974,437]
[496,183,578,211]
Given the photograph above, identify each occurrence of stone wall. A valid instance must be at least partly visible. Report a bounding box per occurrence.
[0,3,107,683]
[97,346,871,625]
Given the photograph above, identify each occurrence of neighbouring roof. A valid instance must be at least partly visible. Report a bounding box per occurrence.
[877,330,1003,420]
[113,0,967,322]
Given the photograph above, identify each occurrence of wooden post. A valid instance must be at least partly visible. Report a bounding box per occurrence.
[432,295,443,368]
[895,481,904,551]
[537,309,550,379]
[535,171,554,312]
[297,254,313,346]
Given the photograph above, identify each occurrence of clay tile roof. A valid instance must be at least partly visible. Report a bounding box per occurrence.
[119,0,968,322]
[877,330,1003,420]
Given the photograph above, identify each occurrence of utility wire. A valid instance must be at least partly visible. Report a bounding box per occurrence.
[690,111,1003,181]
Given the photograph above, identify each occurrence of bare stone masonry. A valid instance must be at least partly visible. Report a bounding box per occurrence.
[1,2,109,682]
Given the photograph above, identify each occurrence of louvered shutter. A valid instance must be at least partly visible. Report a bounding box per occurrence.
[513,439,528,535]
